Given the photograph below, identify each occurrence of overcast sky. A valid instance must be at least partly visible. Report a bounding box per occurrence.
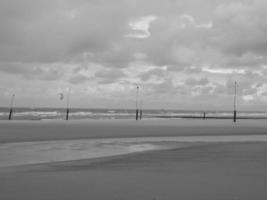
[1,0,267,110]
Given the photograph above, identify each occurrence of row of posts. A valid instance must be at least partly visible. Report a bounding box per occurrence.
[7,90,71,121]
[202,81,237,122]
[201,110,236,121]
[6,82,238,122]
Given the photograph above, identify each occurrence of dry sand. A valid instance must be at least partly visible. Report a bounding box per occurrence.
[1,119,267,200]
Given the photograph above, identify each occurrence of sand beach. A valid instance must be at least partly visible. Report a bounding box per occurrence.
[1,119,267,200]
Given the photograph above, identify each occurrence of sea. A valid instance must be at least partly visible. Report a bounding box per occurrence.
[1,107,267,120]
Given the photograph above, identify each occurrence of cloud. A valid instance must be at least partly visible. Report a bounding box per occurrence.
[140,68,167,81]
[126,15,158,39]
[0,62,65,80]
[185,77,210,86]
[69,74,91,84]
[211,0,267,56]
[179,14,213,29]
[1,0,267,109]
[201,67,246,75]
[147,78,178,95]
[94,68,126,84]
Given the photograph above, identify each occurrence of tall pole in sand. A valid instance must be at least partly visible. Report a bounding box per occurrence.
[136,85,139,120]
[139,92,143,120]
[233,81,237,123]
[66,88,71,121]
[8,94,15,120]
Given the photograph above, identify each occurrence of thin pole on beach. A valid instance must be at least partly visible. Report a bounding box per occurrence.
[66,88,71,121]
[136,85,139,120]
[8,94,15,120]
[139,94,143,120]
[233,81,237,123]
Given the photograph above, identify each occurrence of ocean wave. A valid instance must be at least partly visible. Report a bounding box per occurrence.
[14,111,59,117]
[1,107,267,120]
[0,112,7,116]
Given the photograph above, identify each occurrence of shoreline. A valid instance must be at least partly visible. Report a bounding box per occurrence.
[1,107,267,121]
[2,115,267,121]
[156,115,267,119]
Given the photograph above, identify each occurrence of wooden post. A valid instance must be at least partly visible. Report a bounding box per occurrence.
[139,93,143,120]
[8,94,15,120]
[66,108,69,120]
[233,81,237,123]
[136,109,139,120]
[233,110,237,123]
[8,108,13,120]
[66,88,70,121]
[135,86,139,120]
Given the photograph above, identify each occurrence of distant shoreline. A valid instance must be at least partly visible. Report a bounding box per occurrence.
[156,115,267,120]
[1,115,267,121]
[1,107,267,121]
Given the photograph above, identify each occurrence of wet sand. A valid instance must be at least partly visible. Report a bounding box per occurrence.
[1,119,267,199]
[1,119,267,143]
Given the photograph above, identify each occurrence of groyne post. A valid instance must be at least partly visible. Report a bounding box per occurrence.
[66,88,71,121]
[8,108,13,120]
[233,81,237,123]
[139,94,143,120]
[233,110,237,123]
[136,109,139,120]
[8,94,15,120]
[66,108,69,120]
[135,85,139,120]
